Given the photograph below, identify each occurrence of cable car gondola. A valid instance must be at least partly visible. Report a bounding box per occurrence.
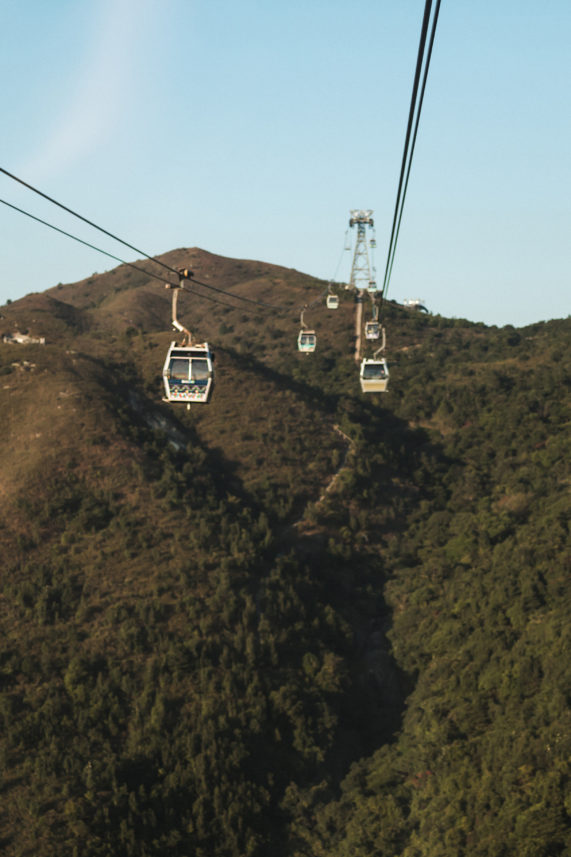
[365,295,380,339]
[297,308,317,353]
[163,342,214,404]
[365,321,380,340]
[360,325,388,393]
[360,357,389,393]
[162,276,214,404]
[326,284,339,310]
[298,330,317,353]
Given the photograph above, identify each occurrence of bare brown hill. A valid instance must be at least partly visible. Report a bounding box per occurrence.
[0,248,355,518]
[44,248,309,314]
[0,292,88,341]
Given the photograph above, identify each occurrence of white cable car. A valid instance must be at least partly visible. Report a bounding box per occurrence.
[360,326,388,392]
[360,358,389,393]
[298,308,316,353]
[162,278,214,405]
[298,330,317,353]
[326,294,339,310]
[163,342,214,404]
[368,280,378,292]
[365,321,380,340]
[365,296,380,339]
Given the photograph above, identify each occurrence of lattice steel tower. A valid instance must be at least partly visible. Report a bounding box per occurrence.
[348,209,377,292]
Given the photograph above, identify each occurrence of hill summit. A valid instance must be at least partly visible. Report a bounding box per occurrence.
[0,249,569,856]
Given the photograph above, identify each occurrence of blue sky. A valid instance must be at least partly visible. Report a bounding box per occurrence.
[1,0,569,327]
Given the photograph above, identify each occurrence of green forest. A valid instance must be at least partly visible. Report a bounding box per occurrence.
[0,250,569,856]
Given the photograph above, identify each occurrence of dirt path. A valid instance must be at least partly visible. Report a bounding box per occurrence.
[317,424,355,502]
[255,424,356,613]
[292,424,355,529]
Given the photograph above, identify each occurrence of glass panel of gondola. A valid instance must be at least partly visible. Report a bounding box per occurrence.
[191,359,210,382]
[170,357,190,380]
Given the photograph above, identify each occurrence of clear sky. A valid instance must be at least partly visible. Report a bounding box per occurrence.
[1,0,569,327]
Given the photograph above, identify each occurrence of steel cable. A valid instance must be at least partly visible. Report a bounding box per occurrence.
[384,0,441,299]
[0,192,328,316]
[380,0,440,309]
[0,196,170,285]
[1,169,328,315]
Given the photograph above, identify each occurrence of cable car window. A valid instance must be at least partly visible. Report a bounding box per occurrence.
[190,359,210,381]
[363,363,386,379]
[170,358,190,380]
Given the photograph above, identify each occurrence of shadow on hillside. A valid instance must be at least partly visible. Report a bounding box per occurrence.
[267,396,454,780]
[222,347,339,415]
[124,386,256,511]
[283,527,415,779]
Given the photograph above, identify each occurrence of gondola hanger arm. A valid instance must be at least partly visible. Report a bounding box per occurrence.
[165,280,192,345]
[373,327,387,359]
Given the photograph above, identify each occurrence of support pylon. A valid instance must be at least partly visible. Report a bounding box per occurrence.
[348,209,377,292]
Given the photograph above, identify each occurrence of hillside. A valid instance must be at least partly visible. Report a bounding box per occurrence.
[0,249,569,857]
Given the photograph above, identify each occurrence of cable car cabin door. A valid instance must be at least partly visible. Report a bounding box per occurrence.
[163,344,214,403]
